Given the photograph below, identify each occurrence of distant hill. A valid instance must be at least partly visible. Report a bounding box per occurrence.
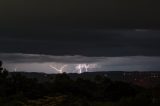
[9,71,160,87]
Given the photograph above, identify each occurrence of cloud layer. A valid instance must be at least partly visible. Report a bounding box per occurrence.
[0,0,160,28]
[0,30,160,56]
[1,53,160,73]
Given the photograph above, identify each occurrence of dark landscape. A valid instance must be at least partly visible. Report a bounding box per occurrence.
[0,61,160,106]
[1,0,160,106]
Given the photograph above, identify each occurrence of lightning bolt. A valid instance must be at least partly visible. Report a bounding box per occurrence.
[84,64,90,72]
[75,64,90,74]
[49,65,67,73]
[78,64,82,74]
[14,67,17,72]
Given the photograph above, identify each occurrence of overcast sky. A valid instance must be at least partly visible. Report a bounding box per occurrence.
[1,29,160,56]
[0,1,160,73]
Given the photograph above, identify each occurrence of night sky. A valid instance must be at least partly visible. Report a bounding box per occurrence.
[0,1,160,73]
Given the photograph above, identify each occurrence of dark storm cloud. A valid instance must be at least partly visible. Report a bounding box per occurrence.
[0,53,103,63]
[0,1,160,56]
[0,0,160,28]
[0,29,160,56]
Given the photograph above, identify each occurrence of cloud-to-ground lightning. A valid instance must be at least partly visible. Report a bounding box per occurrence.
[48,63,97,74]
[84,64,90,72]
[76,64,82,74]
[75,64,97,74]
[49,64,67,73]
[14,67,17,72]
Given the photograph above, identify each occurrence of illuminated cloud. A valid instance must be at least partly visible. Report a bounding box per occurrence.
[1,53,160,73]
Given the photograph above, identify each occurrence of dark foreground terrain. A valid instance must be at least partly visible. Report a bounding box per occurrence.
[0,59,160,106]
[0,68,160,106]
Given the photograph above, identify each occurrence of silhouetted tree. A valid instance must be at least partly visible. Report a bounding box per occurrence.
[0,60,8,79]
[0,60,4,74]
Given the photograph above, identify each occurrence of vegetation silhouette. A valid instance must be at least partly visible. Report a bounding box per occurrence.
[0,60,160,106]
